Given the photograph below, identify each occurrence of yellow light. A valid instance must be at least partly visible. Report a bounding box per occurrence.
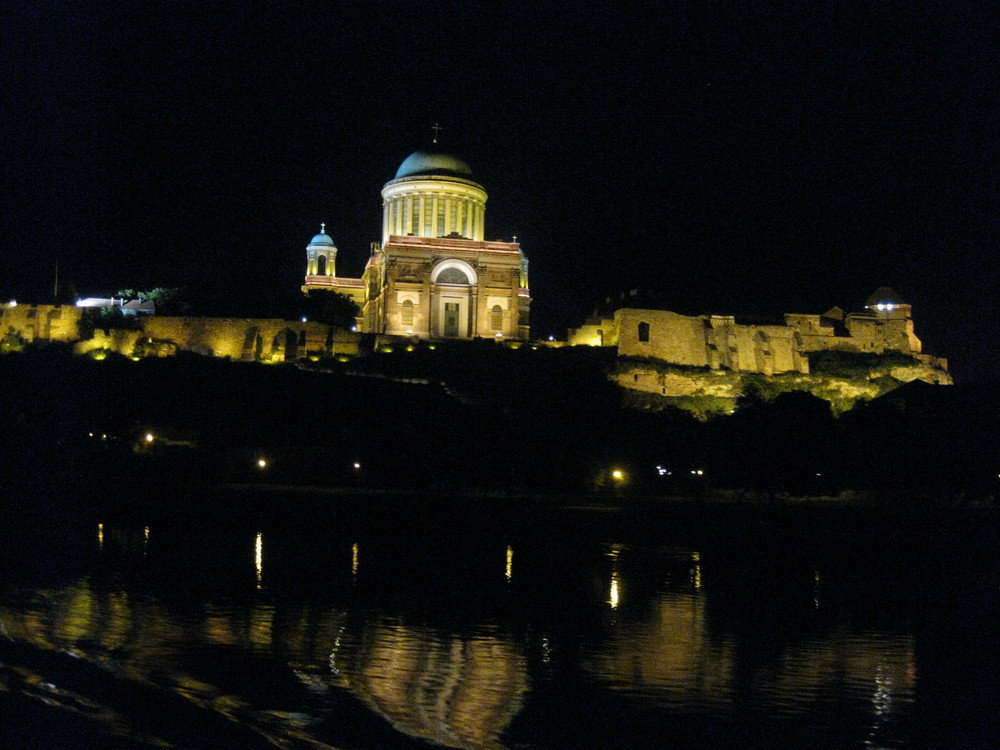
[353,462,361,470]
[255,532,263,588]
[351,542,359,576]
[257,458,267,469]
[611,469,625,482]
[609,573,620,609]
[144,432,154,443]
[506,546,513,582]
[98,523,104,549]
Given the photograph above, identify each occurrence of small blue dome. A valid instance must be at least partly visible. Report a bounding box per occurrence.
[309,230,335,247]
[394,150,473,179]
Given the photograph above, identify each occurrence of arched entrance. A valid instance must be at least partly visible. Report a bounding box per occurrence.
[430,260,478,339]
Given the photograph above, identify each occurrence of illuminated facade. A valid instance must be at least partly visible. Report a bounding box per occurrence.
[303,145,531,340]
[568,287,948,378]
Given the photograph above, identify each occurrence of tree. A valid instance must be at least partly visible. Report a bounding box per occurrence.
[302,290,360,329]
[115,287,189,315]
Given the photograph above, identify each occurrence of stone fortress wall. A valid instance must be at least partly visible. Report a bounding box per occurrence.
[568,296,948,379]
[3,288,951,411]
[2,304,359,361]
[566,291,952,403]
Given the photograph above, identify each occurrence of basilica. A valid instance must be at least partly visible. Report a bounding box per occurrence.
[302,142,531,341]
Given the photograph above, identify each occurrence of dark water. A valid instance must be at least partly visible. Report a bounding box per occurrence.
[1,493,998,749]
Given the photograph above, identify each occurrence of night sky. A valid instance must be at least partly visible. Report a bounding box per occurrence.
[4,1,998,379]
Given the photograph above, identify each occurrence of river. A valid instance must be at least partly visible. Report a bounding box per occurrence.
[0,491,996,749]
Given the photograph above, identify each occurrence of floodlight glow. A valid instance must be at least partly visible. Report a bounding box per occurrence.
[301,316,307,322]
[353,462,361,470]
[8,300,15,308]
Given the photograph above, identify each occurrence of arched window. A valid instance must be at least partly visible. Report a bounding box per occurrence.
[638,321,650,342]
[437,267,470,284]
[401,299,414,327]
[316,255,327,276]
[491,305,503,331]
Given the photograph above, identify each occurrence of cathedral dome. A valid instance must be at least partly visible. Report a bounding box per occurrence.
[394,150,473,179]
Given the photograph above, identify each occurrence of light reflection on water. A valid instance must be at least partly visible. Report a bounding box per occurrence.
[0,501,996,749]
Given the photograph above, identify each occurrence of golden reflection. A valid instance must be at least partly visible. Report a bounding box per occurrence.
[609,572,620,609]
[97,523,104,549]
[814,570,821,609]
[255,532,263,589]
[56,581,96,642]
[249,606,274,647]
[204,614,238,645]
[327,621,527,749]
[352,542,359,577]
[505,546,513,582]
[606,544,625,609]
[143,526,149,557]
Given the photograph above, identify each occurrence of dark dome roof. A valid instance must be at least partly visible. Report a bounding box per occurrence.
[394,150,473,179]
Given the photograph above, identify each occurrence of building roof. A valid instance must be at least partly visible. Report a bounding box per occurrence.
[394,150,474,179]
[309,228,336,247]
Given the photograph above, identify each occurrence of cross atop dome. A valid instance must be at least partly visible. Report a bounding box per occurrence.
[431,123,442,144]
